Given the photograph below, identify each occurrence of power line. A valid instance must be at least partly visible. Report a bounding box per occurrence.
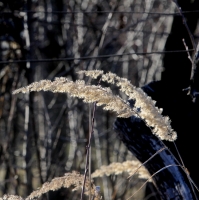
[1,10,199,15]
[0,49,194,64]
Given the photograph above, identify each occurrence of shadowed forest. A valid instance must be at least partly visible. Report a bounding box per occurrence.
[0,0,199,199]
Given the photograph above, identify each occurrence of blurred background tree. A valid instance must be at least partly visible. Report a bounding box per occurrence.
[0,0,199,199]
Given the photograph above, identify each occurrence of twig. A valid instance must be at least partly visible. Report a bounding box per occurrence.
[173,0,196,50]
[173,0,199,101]
[182,38,193,64]
[190,42,199,101]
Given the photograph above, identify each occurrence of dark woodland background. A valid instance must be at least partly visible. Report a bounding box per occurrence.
[0,0,199,199]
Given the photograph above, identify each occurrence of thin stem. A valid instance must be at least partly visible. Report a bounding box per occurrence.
[126,164,181,200]
[80,103,97,200]
[173,142,185,169]
[89,104,92,200]
[172,141,199,199]
[132,111,199,199]
[160,140,199,200]
[127,147,166,180]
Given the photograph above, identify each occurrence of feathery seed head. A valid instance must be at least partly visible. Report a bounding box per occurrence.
[13,70,177,141]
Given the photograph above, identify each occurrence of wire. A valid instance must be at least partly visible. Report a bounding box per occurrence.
[0,49,194,64]
[2,10,199,15]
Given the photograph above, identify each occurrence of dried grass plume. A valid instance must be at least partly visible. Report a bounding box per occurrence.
[91,160,150,181]
[13,70,177,141]
[0,172,101,200]
[0,195,24,200]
